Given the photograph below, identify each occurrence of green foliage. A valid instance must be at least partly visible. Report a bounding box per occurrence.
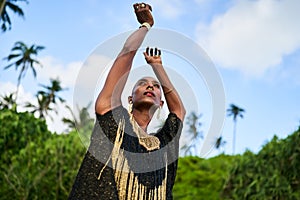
[0,108,86,200]
[1,132,85,199]
[0,108,51,166]
[0,92,17,111]
[222,128,300,199]
[62,103,94,147]
[2,108,300,199]
[173,155,234,200]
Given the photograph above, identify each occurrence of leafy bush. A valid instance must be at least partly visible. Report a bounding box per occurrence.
[222,127,300,199]
[173,154,234,199]
[0,109,86,199]
[2,108,300,200]
[0,108,51,167]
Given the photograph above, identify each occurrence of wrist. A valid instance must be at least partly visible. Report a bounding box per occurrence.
[139,22,151,31]
[149,62,163,66]
[164,88,174,95]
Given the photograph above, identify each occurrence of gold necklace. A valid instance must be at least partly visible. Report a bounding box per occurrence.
[130,114,161,151]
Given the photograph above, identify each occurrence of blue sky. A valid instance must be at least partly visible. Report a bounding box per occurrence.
[1,0,300,157]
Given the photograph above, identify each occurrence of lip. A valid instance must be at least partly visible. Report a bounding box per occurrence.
[144,91,155,97]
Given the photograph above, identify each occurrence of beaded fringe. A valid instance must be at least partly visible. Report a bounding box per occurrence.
[98,117,168,200]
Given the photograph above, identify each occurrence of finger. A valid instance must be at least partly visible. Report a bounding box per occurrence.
[138,3,152,12]
[154,47,158,56]
[143,52,150,63]
[158,49,161,56]
[143,52,147,58]
[135,3,145,12]
[150,48,153,56]
[133,3,139,11]
[146,47,150,55]
[134,3,152,13]
[140,3,146,8]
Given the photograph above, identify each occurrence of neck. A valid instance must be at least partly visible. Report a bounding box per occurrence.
[132,109,154,132]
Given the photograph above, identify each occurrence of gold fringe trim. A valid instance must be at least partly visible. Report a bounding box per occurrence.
[129,113,161,151]
[98,116,168,199]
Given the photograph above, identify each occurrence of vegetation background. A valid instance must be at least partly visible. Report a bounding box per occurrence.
[1,108,300,199]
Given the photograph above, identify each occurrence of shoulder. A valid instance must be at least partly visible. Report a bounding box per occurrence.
[165,112,183,128]
[155,112,183,141]
[96,105,128,122]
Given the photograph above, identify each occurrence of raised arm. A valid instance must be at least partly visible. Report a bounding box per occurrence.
[96,3,154,115]
[143,47,186,121]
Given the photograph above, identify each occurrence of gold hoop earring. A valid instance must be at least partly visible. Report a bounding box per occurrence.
[156,106,161,119]
[128,101,133,114]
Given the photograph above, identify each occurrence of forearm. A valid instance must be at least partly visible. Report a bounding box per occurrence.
[96,27,149,114]
[108,26,149,92]
[96,3,154,114]
[119,26,149,56]
[151,63,186,120]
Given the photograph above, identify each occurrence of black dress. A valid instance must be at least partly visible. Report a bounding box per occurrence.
[68,106,182,200]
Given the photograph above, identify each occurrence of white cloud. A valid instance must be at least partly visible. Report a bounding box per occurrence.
[73,53,112,106]
[196,0,300,76]
[0,82,35,111]
[45,101,73,134]
[32,54,115,133]
[1,56,86,134]
[0,81,73,133]
[37,56,82,88]
[35,56,88,133]
[0,82,17,95]
[150,0,184,19]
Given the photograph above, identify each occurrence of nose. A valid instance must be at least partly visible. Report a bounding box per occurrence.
[145,81,154,90]
[146,84,154,90]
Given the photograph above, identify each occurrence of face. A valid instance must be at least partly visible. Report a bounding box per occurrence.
[129,77,163,110]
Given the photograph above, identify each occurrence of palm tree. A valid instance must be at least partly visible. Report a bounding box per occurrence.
[0,0,5,15]
[0,0,28,32]
[181,112,203,156]
[38,78,66,109]
[0,92,16,110]
[25,92,52,119]
[215,136,226,154]
[62,102,93,131]
[227,104,245,154]
[25,78,65,119]
[62,102,94,146]
[4,41,45,101]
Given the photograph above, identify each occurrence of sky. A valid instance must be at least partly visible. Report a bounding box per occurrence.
[1,0,300,157]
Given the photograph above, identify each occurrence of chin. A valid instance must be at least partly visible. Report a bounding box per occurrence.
[134,100,159,109]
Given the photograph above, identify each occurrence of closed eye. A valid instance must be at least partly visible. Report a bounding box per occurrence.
[137,80,147,86]
[154,83,160,88]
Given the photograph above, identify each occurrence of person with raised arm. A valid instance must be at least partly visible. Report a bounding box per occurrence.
[69,3,185,200]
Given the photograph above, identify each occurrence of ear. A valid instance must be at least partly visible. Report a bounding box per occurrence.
[160,100,164,107]
[128,96,133,103]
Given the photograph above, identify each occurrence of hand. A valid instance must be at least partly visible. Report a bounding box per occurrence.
[143,47,162,65]
[133,3,154,27]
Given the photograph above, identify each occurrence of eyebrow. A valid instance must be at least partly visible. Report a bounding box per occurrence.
[138,79,160,85]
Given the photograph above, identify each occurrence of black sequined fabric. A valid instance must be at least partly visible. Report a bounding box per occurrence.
[68,106,182,200]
